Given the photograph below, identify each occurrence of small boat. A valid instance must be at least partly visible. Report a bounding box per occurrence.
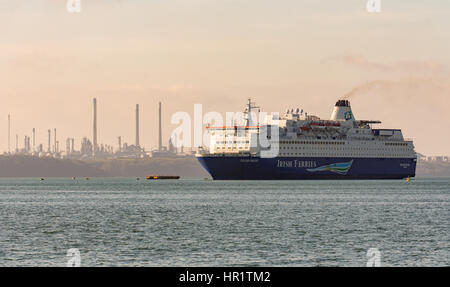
[146,175,180,180]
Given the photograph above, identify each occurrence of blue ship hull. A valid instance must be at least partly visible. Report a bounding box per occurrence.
[197,156,416,180]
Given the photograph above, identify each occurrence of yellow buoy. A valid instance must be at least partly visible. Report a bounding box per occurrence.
[406,177,410,182]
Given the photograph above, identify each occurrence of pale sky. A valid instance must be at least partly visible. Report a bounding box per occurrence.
[1,0,449,155]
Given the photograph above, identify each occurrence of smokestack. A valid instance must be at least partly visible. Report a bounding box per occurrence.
[32,128,35,152]
[54,128,57,153]
[93,98,97,157]
[71,138,75,153]
[66,138,71,155]
[135,104,140,147]
[15,134,18,153]
[158,102,162,151]
[118,136,122,152]
[8,114,10,154]
[26,136,30,153]
[330,100,356,122]
[48,129,51,153]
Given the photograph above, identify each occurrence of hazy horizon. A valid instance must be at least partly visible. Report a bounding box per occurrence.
[2,0,450,155]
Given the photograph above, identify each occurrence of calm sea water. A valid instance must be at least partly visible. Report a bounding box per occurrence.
[0,177,448,267]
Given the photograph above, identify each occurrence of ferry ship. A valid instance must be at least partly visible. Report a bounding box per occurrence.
[196,99,417,180]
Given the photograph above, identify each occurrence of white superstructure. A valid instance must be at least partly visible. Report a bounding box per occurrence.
[205,99,416,159]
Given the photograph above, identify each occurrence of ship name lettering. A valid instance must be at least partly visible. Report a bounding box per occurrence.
[294,160,317,168]
[277,160,316,168]
[277,160,293,167]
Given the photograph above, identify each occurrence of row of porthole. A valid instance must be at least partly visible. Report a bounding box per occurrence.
[279,146,409,151]
[279,141,346,145]
[217,146,410,153]
[216,141,250,144]
[279,153,411,156]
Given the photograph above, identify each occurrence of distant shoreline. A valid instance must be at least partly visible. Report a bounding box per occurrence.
[0,155,209,178]
[0,155,449,178]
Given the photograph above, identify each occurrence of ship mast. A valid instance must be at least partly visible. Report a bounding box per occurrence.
[244,98,260,127]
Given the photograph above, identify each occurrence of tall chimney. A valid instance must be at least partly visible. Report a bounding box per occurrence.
[66,138,71,155]
[54,128,57,153]
[48,129,51,153]
[8,114,10,154]
[158,102,162,151]
[118,136,122,152]
[330,99,355,122]
[93,98,97,157]
[135,104,140,147]
[32,128,35,152]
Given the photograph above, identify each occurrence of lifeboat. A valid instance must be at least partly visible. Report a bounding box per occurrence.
[310,121,326,129]
[310,121,341,129]
[300,126,311,131]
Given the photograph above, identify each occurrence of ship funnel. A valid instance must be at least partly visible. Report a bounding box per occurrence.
[330,100,355,121]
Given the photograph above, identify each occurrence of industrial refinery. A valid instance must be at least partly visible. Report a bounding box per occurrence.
[5,99,190,160]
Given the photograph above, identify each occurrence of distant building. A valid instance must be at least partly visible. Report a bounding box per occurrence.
[416,152,426,161]
[115,142,147,159]
[151,147,178,158]
[425,156,449,162]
